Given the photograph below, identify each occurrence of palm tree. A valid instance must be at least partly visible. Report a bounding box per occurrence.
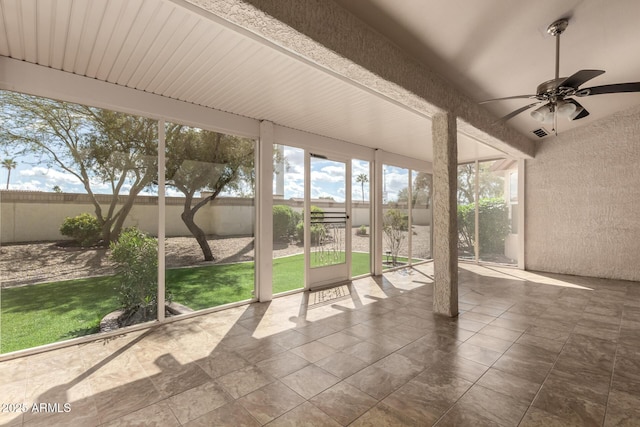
[2,158,17,190]
[355,173,368,203]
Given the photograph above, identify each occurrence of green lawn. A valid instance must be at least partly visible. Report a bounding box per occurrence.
[0,252,372,353]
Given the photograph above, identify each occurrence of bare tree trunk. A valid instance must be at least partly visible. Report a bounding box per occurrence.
[181,193,215,261]
[181,208,214,261]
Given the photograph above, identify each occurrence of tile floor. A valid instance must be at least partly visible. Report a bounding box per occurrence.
[1,263,640,426]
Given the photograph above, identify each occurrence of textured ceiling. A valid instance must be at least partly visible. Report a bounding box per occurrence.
[0,0,505,163]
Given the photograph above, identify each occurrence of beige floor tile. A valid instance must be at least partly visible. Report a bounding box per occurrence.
[266,401,341,427]
[183,401,260,427]
[532,383,606,426]
[310,381,377,425]
[476,367,541,403]
[101,401,179,427]
[166,380,232,424]
[290,341,336,363]
[317,331,362,350]
[342,341,394,364]
[455,342,503,366]
[280,365,340,399]
[256,351,310,378]
[465,333,513,353]
[455,384,529,426]
[194,348,250,379]
[237,381,305,424]
[314,351,369,378]
[216,366,275,399]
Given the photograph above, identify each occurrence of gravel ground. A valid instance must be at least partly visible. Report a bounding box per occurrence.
[0,226,430,288]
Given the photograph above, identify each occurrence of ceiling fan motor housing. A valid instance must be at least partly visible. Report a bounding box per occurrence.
[547,19,569,36]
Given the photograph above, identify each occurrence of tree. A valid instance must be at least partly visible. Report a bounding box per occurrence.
[2,158,17,189]
[355,173,368,202]
[383,209,408,266]
[0,91,158,244]
[396,173,432,209]
[457,163,503,204]
[165,123,254,261]
[412,172,431,208]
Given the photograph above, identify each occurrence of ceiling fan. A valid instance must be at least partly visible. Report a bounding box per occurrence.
[481,18,640,135]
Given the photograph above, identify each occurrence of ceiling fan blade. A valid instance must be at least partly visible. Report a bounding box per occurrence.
[480,95,537,104]
[566,98,590,120]
[559,70,605,89]
[493,102,541,124]
[576,82,640,96]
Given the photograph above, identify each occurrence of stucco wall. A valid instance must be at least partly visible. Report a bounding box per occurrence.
[525,105,640,281]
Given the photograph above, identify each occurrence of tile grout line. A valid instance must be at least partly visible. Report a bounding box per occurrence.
[431,301,524,426]
[601,302,625,427]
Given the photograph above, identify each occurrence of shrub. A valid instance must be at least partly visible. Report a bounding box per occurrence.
[289,210,302,237]
[296,206,325,244]
[59,213,102,247]
[356,225,368,236]
[109,227,161,326]
[273,205,293,241]
[457,197,510,255]
[383,209,408,265]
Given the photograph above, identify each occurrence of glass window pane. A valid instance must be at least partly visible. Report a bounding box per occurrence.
[0,90,158,353]
[352,159,371,276]
[477,160,516,265]
[383,165,409,269]
[411,171,432,261]
[164,122,256,312]
[310,157,346,268]
[457,163,476,261]
[272,144,305,294]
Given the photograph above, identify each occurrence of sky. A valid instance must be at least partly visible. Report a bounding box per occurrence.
[272,146,412,203]
[2,146,413,202]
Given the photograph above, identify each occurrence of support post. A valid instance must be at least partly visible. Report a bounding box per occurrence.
[257,121,274,302]
[432,113,458,317]
[157,119,166,322]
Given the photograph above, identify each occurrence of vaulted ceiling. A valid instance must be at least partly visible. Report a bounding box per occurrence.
[335,0,640,139]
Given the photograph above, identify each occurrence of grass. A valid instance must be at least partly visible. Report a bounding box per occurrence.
[0,252,372,353]
[382,255,426,270]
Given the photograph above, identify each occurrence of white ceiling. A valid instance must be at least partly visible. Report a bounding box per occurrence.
[335,0,640,138]
[0,0,505,164]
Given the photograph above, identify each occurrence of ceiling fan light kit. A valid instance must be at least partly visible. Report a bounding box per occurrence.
[481,18,640,136]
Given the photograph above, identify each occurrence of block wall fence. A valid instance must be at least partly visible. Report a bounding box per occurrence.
[0,191,431,243]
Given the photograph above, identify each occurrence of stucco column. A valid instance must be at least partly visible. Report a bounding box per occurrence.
[432,112,458,317]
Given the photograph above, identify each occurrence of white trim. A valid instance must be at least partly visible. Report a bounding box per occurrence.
[257,121,274,301]
[304,151,311,289]
[518,159,526,270]
[0,57,260,139]
[407,170,413,264]
[474,160,480,263]
[273,125,374,162]
[168,0,434,122]
[379,149,432,173]
[157,120,166,321]
[373,149,384,275]
[346,159,353,277]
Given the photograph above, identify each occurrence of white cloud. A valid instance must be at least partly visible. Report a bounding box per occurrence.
[19,167,79,185]
[285,180,304,199]
[11,180,46,191]
[310,170,345,183]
